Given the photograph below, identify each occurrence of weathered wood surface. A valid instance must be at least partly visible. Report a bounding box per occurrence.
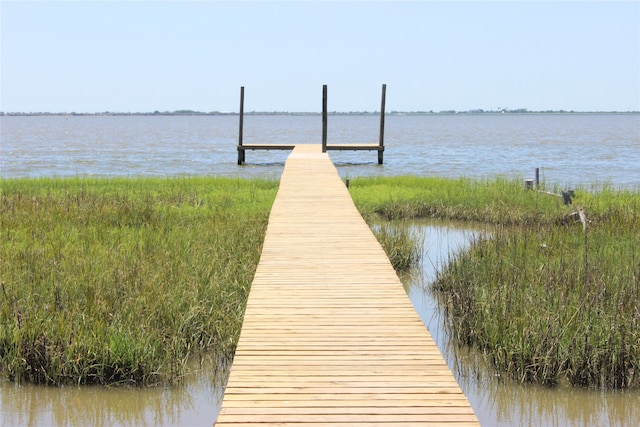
[238,143,298,150]
[238,143,382,150]
[325,144,385,151]
[216,144,478,426]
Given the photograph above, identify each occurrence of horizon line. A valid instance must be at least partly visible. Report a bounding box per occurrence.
[3,109,639,116]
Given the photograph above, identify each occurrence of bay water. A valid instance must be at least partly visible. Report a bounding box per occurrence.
[2,114,639,188]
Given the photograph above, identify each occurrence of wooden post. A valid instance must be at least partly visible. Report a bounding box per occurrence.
[238,86,245,165]
[322,85,327,153]
[562,190,575,205]
[524,179,534,190]
[535,167,540,187]
[378,83,386,164]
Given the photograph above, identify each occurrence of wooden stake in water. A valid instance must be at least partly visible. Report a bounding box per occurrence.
[322,84,328,153]
[237,86,245,165]
[378,83,386,165]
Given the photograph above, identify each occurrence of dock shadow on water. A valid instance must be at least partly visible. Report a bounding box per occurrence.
[402,220,640,427]
[1,221,638,426]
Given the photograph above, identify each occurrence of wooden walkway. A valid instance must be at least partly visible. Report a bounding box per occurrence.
[216,145,479,426]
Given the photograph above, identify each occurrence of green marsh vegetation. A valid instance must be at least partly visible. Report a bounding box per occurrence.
[351,176,639,390]
[370,221,424,272]
[0,177,278,385]
[1,175,637,390]
[0,175,419,387]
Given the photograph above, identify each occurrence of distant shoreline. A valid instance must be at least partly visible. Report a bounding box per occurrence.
[2,110,639,117]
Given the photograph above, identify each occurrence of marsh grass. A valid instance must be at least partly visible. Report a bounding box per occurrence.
[371,221,423,272]
[3,174,637,390]
[0,177,277,385]
[350,175,565,225]
[352,176,640,390]
[434,217,639,389]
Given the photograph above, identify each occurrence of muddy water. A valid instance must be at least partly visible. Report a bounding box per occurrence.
[0,221,638,426]
[0,355,227,426]
[404,221,640,427]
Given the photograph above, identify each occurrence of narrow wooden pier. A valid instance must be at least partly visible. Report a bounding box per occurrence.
[216,145,479,426]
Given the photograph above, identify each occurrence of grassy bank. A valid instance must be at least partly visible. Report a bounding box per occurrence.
[0,177,278,385]
[351,176,639,390]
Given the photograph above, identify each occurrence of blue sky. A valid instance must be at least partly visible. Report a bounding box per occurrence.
[1,1,639,113]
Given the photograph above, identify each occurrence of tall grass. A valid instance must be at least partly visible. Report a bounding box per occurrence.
[434,216,639,389]
[371,221,423,272]
[350,175,565,225]
[352,176,640,390]
[3,174,637,390]
[0,177,278,385]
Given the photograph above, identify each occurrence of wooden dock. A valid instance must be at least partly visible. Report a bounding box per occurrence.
[216,144,479,426]
[237,85,386,165]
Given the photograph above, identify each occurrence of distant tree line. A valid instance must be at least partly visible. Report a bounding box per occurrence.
[2,109,638,116]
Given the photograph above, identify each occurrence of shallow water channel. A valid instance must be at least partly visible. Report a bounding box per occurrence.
[1,221,638,426]
[401,221,639,427]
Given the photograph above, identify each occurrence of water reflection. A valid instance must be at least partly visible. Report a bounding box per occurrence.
[0,354,228,427]
[404,220,640,427]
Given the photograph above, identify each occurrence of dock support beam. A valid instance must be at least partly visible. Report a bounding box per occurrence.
[237,86,245,165]
[378,83,386,165]
[322,84,328,153]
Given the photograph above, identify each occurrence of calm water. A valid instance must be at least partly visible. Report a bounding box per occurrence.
[2,114,639,188]
[1,115,639,426]
[405,222,640,427]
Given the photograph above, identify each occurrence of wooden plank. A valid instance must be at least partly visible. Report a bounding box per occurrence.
[238,144,297,150]
[220,407,477,416]
[215,144,478,426]
[220,398,473,408]
[217,414,480,423]
[217,423,479,427]
[325,144,385,151]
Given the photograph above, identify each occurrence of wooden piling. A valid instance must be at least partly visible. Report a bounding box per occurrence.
[237,86,245,165]
[525,179,534,190]
[322,84,328,153]
[378,83,386,165]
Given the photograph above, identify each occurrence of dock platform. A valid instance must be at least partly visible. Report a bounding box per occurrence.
[236,85,386,165]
